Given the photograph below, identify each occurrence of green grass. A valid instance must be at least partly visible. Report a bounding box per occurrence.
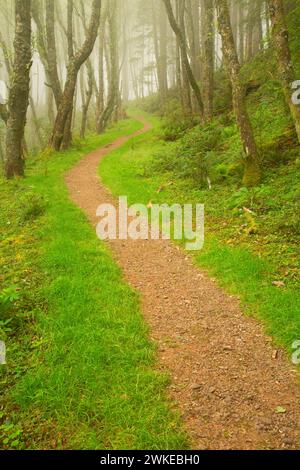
[100,112,300,360]
[0,118,188,450]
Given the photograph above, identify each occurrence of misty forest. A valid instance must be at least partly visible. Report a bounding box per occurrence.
[0,0,300,452]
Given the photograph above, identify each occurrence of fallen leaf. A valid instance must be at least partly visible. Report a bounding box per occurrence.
[272,281,285,288]
[275,406,286,414]
[272,350,278,359]
[191,384,202,391]
[243,207,255,214]
[156,182,173,193]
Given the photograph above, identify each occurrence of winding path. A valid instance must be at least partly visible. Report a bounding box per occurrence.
[65,118,300,450]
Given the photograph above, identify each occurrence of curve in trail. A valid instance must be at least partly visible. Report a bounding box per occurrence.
[66,117,300,450]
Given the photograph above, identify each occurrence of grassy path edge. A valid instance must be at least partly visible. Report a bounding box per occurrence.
[0,118,188,450]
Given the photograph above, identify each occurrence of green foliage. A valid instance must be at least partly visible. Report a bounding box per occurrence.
[286,1,300,75]
[147,42,300,191]
[152,118,243,187]
[0,417,24,450]
[160,100,198,142]
[213,69,233,114]
[136,93,163,115]
[227,188,251,210]
[171,123,222,184]
[17,192,48,224]
[0,286,20,320]
[0,286,19,311]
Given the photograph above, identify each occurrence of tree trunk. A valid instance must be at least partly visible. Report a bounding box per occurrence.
[96,23,105,127]
[268,0,300,143]
[80,65,93,139]
[163,0,204,120]
[97,0,119,133]
[5,0,32,179]
[29,95,43,147]
[178,0,192,114]
[0,103,9,125]
[238,1,245,63]
[50,0,102,150]
[175,0,183,101]
[246,0,254,61]
[152,0,168,106]
[47,86,55,126]
[252,0,263,55]
[45,0,63,110]
[186,0,200,112]
[61,0,75,150]
[191,0,201,82]
[216,0,261,187]
[202,0,214,121]
[158,1,169,101]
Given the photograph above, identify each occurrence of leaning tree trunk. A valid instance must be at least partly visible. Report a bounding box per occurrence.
[32,0,62,113]
[268,0,300,143]
[178,0,192,115]
[163,0,204,121]
[97,0,119,133]
[216,0,261,187]
[80,64,93,139]
[202,0,215,121]
[50,0,101,151]
[5,0,32,179]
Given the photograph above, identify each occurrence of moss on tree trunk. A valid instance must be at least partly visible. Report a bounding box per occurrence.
[216,0,261,187]
[5,0,32,179]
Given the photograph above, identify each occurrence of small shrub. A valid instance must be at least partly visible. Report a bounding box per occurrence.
[0,418,24,450]
[0,286,20,320]
[18,192,47,223]
[227,188,251,210]
[168,123,223,186]
[160,100,198,141]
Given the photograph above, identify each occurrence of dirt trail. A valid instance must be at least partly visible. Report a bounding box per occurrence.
[66,118,300,450]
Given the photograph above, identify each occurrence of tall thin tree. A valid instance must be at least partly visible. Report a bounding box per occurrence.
[215,0,261,186]
[162,0,204,120]
[202,0,215,121]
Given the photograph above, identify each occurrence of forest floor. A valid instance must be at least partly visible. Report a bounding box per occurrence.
[66,115,300,450]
